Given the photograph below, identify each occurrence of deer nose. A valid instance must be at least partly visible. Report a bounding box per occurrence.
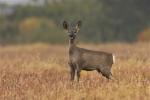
[69,34,76,37]
[69,34,76,40]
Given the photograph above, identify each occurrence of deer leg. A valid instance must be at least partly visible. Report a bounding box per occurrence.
[69,63,75,81]
[70,67,75,81]
[97,66,111,80]
[75,64,81,82]
[77,70,81,82]
[101,68,111,80]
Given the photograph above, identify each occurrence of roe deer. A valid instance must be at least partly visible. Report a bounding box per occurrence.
[63,20,115,81]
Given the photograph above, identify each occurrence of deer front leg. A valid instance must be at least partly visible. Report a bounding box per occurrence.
[69,62,75,81]
[76,70,81,82]
[75,64,81,82]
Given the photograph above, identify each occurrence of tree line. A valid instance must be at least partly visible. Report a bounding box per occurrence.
[0,0,150,44]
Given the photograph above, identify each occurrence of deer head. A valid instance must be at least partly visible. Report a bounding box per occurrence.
[63,21,82,42]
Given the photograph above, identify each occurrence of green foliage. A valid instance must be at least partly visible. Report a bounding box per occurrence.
[0,0,150,44]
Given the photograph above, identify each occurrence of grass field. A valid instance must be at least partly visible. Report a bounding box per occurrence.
[0,43,149,100]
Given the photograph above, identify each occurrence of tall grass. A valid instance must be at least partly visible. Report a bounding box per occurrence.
[0,43,149,100]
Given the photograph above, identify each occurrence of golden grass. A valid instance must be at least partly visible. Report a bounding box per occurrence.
[0,43,149,100]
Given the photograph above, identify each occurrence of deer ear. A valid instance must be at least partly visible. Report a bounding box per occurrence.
[76,20,82,31]
[63,21,68,30]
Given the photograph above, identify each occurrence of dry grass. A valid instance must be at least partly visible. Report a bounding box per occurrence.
[0,43,149,100]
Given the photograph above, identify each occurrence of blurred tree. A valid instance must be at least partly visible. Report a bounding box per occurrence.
[0,0,150,44]
[19,17,40,33]
[138,28,150,42]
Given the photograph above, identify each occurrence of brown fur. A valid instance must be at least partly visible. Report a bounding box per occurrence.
[63,21,114,81]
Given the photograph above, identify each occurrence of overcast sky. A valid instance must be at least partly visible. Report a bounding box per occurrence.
[0,0,29,5]
[0,0,46,5]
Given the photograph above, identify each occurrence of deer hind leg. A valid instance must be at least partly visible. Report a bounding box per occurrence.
[102,67,112,80]
[97,66,112,80]
[68,62,75,81]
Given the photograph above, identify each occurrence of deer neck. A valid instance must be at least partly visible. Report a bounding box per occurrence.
[69,38,76,54]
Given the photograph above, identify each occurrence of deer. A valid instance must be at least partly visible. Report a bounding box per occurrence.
[63,20,115,82]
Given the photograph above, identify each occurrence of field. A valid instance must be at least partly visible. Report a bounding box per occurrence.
[0,43,149,100]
